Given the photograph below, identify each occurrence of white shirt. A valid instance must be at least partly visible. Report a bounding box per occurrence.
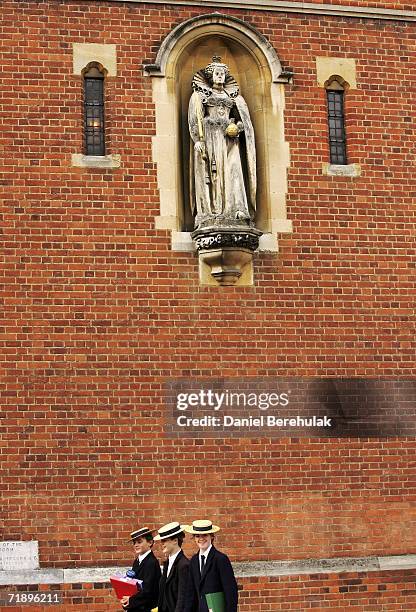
[167,549,181,577]
[138,549,152,564]
[200,544,212,572]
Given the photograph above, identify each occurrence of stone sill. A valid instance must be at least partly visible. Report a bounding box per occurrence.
[171,232,279,254]
[71,154,121,169]
[1,554,416,585]
[322,162,361,177]
[171,222,293,254]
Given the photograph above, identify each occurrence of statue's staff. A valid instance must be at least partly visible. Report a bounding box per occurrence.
[195,99,211,184]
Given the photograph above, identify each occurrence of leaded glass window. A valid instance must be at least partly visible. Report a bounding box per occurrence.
[327,89,347,165]
[84,66,105,156]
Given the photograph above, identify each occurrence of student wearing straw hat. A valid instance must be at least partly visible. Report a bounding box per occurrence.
[154,521,190,612]
[121,527,161,612]
[183,520,238,612]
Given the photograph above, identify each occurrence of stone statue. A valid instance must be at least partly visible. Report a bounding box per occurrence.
[188,56,256,229]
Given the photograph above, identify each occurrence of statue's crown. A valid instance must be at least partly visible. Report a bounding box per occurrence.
[204,55,230,77]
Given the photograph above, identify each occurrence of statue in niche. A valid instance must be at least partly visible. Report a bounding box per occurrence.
[188,56,257,229]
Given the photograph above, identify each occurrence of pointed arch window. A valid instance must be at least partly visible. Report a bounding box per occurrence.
[326,79,347,165]
[84,65,105,156]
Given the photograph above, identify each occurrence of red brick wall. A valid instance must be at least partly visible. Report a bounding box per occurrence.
[1,0,415,601]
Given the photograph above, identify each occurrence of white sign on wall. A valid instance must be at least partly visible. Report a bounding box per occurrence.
[0,541,39,571]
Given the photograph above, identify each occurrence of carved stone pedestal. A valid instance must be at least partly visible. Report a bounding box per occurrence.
[192,226,262,286]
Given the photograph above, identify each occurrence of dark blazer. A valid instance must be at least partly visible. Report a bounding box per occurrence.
[124,550,161,612]
[158,549,189,612]
[184,546,238,612]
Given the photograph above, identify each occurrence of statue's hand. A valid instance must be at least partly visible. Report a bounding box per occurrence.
[237,121,244,133]
[194,141,205,155]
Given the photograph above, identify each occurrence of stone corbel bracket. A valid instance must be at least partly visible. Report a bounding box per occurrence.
[192,226,263,286]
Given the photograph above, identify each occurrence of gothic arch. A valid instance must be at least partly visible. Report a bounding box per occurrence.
[146,13,287,82]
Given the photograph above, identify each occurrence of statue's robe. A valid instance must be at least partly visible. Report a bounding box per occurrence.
[188,89,256,226]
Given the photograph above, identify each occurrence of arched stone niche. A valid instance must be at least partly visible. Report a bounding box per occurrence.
[145,13,293,253]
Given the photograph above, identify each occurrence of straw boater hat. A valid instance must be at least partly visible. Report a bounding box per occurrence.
[129,527,153,542]
[184,520,220,535]
[154,521,188,541]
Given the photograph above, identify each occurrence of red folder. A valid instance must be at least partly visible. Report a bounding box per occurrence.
[110,576,140,600]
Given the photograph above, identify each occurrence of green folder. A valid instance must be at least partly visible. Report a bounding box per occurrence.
[205,591,226,612]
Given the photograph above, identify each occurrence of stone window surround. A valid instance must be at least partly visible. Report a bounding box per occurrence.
[316,57,361,178]
[71,43,120,169]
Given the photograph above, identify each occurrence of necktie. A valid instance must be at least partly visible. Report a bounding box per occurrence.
[200,555,205,575]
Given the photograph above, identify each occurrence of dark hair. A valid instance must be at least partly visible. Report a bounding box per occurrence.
[165,532,185,547]
[193,533,215,542]
[133,533,154,547]
[177,532,185,547]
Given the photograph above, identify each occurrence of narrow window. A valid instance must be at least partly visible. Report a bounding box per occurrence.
[326,82,347,165]
[84,65,105,155]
